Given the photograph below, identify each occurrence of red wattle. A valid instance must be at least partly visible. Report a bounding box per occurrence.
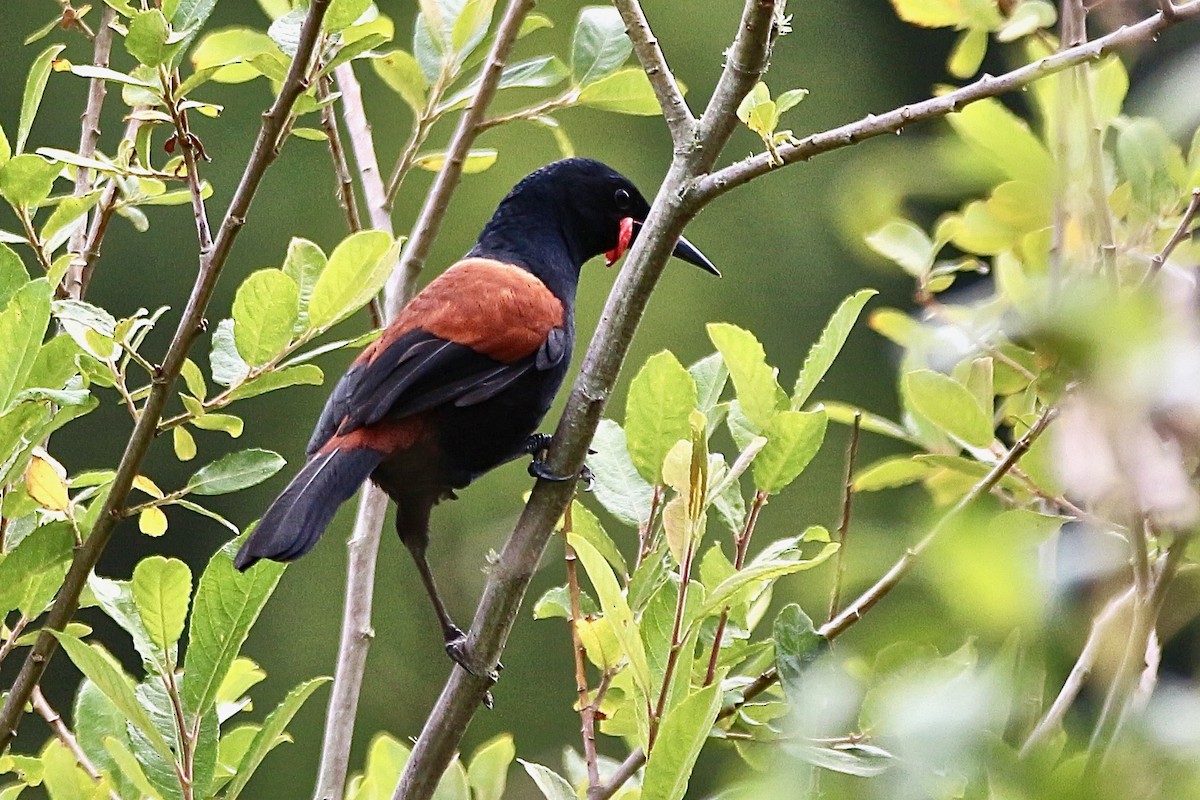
[605,217,635,267]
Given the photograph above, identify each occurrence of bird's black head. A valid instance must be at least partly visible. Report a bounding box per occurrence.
[470,158,717,298]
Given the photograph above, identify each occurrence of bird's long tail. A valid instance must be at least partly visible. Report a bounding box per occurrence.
[233,446,383,570]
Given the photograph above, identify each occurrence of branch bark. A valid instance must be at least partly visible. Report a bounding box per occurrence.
[0,0,333,752]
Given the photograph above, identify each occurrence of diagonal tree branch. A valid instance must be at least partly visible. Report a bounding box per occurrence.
[0,0,334,752]
[612,0,695,146]
[693,0,1200,203]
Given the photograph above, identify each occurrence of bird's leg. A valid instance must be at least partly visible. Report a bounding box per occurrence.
[396,503,500,687]
[524,433,595,489]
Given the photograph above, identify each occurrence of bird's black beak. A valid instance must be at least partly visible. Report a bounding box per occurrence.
[619,219,719,276]
[671,234,720,276]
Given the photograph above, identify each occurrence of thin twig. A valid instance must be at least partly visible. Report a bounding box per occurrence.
[317,76,364,235]
[827,412,861,622]
[64,5,116,300]
[593,405,1057,800]
[1020,586,1136,757]
[0,0,335,752]
[311,64,397,800]
[563,504,601,796]
[0,614,30,669]
[693,1,1200,204]
[1147,188,1200,280]
[612,0,695,145]
[382,64,452,210]
[32,686,121,800]
[704,490,768,686]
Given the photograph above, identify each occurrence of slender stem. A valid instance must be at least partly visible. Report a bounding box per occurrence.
[827,413,861,622]
[311,64,397,800]
[638,485,664,568]
[649,537,699,747]
[383,64,452,210]
[65,5,116,300]
[612,0,695,145]
[17,208,53,272]
[1147,188,1200,280]
[694,1,1200,203]
[0,614,30,669]
[477,92,575,131]
[0,0,334,752]
[704,490,768,686]
[563,504,601,796]
[1020,586,1136,757]
[318,77,363,234]
[593,405,1057,800]
[161,69,214,254]
[32,686,122,800]
[165,668,195,800]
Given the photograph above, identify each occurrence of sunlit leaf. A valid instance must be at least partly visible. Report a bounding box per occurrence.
[186,448,285,495]
[18,44,66,154]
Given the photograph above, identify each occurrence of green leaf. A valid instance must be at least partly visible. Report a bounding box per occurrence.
[182,538,286,722]
[0,522,72,618]
[641,682,722,800]
[211,318,250,387]
[902,369,993,448]
[232,269,300,366]
[947,98,1054,185]
[577,68,665,115]
[223,677,331,800]
[518,761,575,800]
[413,149,498,173]
[72,681,137,799]
[1117,118,1183,215]
[571,6,630,86]
[280,237,327,333]
[792,289,877,408]
[326,0,372,31]
[181,358,207,401]
[0,123,9,167]
[192,413,244,437]
[0,279,52,410]
[0,154,62,207]
[466,733,515,800]
[773,603,821,702]
[450,0,497,56]
[126,10,174,67]
[570,501,626,576]
[186,448,286,495]
[567,533,651,698]
[41,191,102,251]
[42,739,109,800]
[589,419,654,528]
[824,401,916,443]
[18,44,66,154]
[0,245,27,307]
[852,456,934,491]
[697,544,839,619]
[372,50,429,114]
[707,323,785,430]
[349,733,411,800]
[189,27,280,84]
[947,26,987,78]
[226,363,324,401]
[625,351,697,484]
[865,220,934,276]
[169,0,221,57]
[889,0,965,27]
[104,736,163,800]
[51,632,173,763]
[308,230,397,329]
[736,82,777,138]
[88,574,160,668]
[752,409,827,494]
[131,556,193,660]
[173,425,197,461]
[996,0,1056,42]
[439,56,570,112]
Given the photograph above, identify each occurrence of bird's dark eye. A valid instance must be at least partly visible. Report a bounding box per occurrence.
[614,188,632,210]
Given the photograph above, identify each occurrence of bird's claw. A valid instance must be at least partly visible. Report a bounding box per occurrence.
[444,626,502,707]
[528,459,594,489]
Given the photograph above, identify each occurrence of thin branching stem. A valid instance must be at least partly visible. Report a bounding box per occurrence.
[0,0,335,751]
[612,0,695,145]
[704,489,768,686]
[1147,188,1200,280]
[563,503,602,795]
[827,412,862,622]
[65,5,116,300]
[32,686,121,800]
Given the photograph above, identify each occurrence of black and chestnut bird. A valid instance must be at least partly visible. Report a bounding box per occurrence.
[233,158,717,669]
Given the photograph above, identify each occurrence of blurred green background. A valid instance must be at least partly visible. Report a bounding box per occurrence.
[2,1,1198,797]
